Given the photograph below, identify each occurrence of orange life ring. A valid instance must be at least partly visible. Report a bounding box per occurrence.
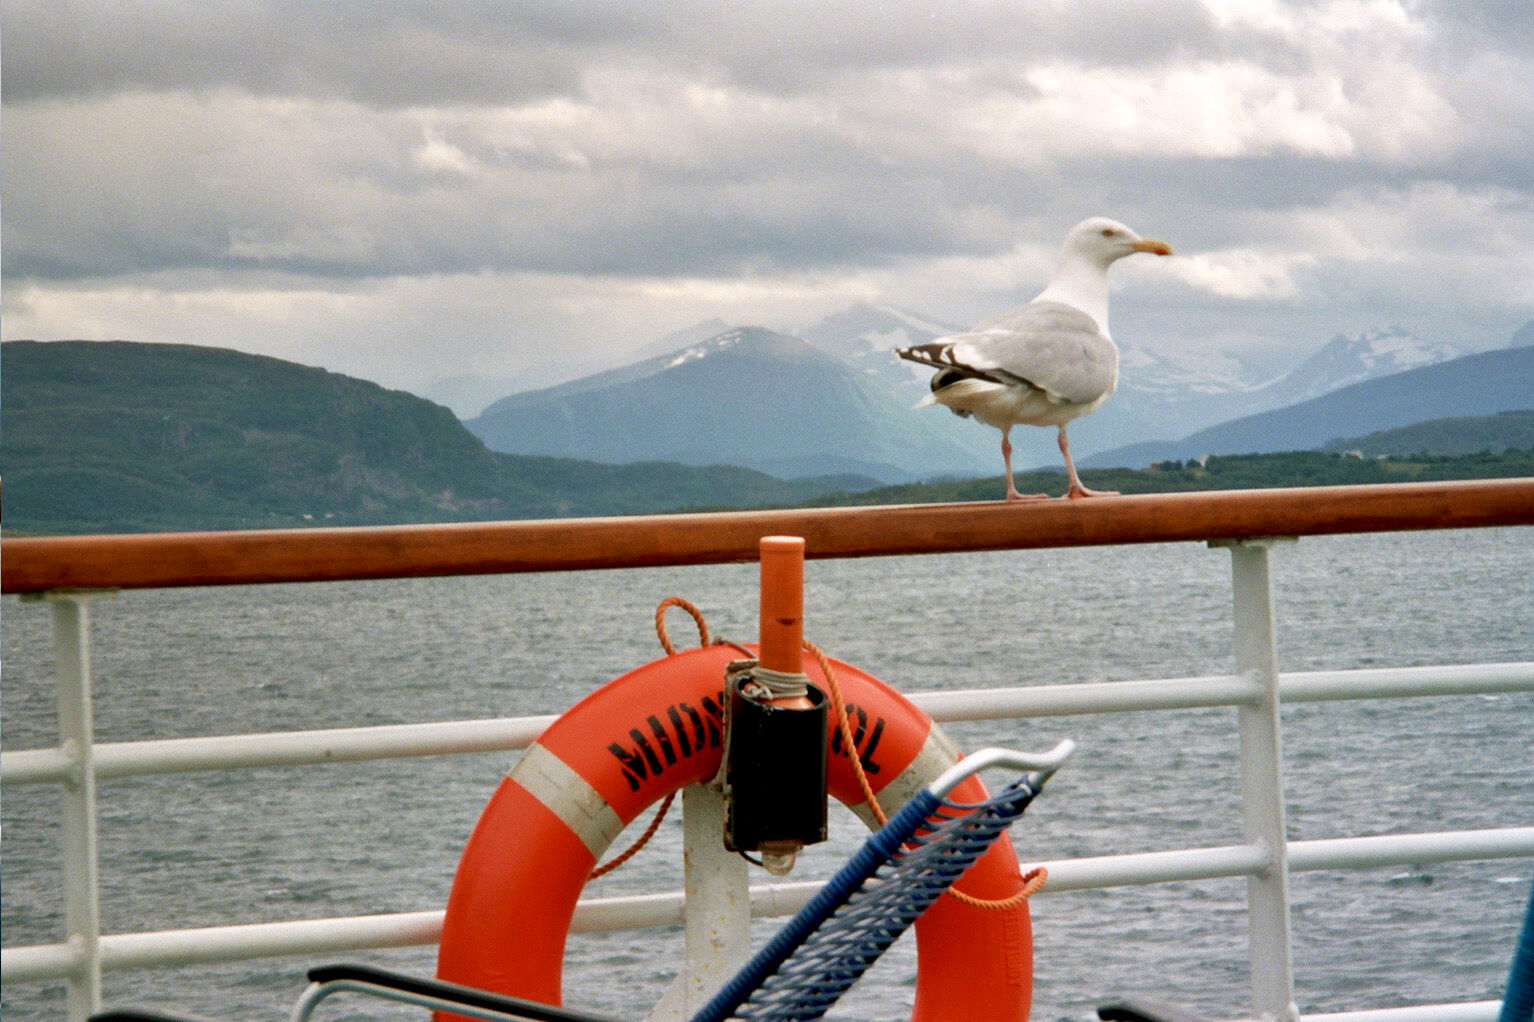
[436,644,1036,1022]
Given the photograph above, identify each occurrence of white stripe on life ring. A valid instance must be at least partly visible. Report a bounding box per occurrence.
[510,742,626,859]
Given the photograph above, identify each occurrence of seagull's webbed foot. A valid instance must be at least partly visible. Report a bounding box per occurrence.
[1064,482,1120,500]
[1006,487,1051,502]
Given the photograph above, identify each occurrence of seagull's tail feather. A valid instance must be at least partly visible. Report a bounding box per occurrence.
[895,342,955,369]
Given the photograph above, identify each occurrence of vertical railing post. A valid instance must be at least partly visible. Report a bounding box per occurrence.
[41,590,114,1021]
[1216,540,1299,1022]
[646,781,752,1022]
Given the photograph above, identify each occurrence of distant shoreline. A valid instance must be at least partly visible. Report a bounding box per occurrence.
[7,447,1531,536]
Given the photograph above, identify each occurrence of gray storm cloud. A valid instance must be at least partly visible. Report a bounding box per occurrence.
[3,0,1531,397]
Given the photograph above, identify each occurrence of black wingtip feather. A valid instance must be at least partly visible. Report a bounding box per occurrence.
[895,342,950,367]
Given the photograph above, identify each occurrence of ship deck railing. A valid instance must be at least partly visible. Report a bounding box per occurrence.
[3,479,1533,1022]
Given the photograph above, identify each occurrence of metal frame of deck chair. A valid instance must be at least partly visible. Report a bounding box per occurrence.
[97,741,1071,1022]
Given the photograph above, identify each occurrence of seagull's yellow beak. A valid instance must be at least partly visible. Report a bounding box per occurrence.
[1133,238,1173,256]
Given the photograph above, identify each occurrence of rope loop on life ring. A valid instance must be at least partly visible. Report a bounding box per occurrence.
[655,596,710,655]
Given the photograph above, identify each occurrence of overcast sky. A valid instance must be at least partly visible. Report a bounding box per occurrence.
[4,1,1532,411]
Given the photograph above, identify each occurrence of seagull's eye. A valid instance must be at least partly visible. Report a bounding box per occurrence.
[1101,228,1115,237]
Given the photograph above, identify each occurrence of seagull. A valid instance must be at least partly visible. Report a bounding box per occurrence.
[897,217,1171,500]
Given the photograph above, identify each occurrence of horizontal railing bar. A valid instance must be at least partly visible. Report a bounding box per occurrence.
[1184,1004,1506,1022]
[1028,829,1534,889]
[4,746,76,784]
[917,675,1260,719]
[0,716,560,784]
[1029,843,1271,891]
[2,942,82,983]
[2,910,445,981]
[917,662,1534,723]
[1288,827,1534,871]
[4,479,1532,593]
[7,662,1530,784]
[2,894,687,981]
[1303,1002,1501,1022]
[1280,661,1534,701]
[7,827,1527,981]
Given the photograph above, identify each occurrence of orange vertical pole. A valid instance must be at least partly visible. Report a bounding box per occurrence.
[758,535,805,676]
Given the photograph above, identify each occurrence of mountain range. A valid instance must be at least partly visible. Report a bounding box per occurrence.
[466,325,996,483]
[1087,345,1534,467]
[5,337,1528,535]
[466,304,1533,477]
[1094,326,1469,455]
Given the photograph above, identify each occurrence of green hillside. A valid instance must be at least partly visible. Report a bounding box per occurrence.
[0,341,869,534]
[1321,409,1534,457]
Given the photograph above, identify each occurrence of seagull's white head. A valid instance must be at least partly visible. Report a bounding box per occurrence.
[1034,217,1173,333]
[1063,217,1173,268]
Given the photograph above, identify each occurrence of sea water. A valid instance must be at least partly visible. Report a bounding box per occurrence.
[3,527,1532,1021]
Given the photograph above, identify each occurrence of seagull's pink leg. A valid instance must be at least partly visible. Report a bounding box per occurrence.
[1002,428,1048,501]
[1060,426,1118,499]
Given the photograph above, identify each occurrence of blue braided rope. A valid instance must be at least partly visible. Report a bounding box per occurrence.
[687,776,1041,1022]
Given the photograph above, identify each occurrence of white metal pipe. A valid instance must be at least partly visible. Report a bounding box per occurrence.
[1223,540,1300,1022]
[1302,1001,1501,1022]
[101,717,555,778]
[648,783,752,1022]
[747,881,819,918]
[910,675,1259,719]
[8,663,1533,786]
[1280,662,1534,702]
[2,941,83,983]
[569,891,688,932]
[1,717,556,783]
[50,593,107,1020]
[5,895,694,983]
[2,746,76,784]
[96,910,444,972]
[1288,827,1534,871]
[1026,844,1270,892]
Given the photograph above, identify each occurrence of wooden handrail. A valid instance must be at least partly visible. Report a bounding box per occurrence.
[3,478,1532,593]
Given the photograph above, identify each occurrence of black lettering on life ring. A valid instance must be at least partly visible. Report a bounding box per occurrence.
[608,692,726,791]
[605,693,886,791]
[829,703,884,776]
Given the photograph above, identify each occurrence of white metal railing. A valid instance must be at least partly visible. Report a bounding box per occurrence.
[5,539,1533,1022]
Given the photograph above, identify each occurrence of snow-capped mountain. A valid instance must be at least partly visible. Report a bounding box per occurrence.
[630,318,736,362]
[463,306,1488,484]
[465,325,995,483]
[1072,327,1470,466]
[1250,327,1466,411]
[1115,344,1260,399]
[1088,345,1534,467]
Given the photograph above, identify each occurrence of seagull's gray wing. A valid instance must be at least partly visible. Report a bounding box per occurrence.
[941,301,1118,405]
